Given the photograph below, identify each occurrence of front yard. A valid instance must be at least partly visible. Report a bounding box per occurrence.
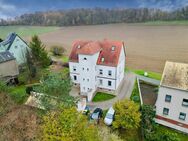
[92,92,115,102]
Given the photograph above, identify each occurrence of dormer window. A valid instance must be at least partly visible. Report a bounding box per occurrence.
[112,46,115,51]
[101,57,104,62]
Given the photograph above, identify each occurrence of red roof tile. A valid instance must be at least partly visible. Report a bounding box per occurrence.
[69,40,125,66]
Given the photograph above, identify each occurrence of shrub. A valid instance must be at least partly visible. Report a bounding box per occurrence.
[51,45,66,56]
[0,81,9,93]
[9,86,28,104]
[25,86,33,94]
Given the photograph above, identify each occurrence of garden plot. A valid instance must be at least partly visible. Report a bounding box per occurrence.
[139,80,158,106]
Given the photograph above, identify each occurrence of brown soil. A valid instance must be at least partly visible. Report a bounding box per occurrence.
[25,23,188,73]
[139,81,158,106]
[0,93,40,141]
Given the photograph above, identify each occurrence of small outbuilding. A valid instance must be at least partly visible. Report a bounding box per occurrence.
[0,51,19,82]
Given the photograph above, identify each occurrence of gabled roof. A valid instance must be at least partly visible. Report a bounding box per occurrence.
[161,61,188,91]
[0,51,15,63]
[0,32,28,50]
[69,39,125,67]
[0,33,17,49]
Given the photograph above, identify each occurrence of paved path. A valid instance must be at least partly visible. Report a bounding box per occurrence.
[137,75,160,85]
[87,72,136,110]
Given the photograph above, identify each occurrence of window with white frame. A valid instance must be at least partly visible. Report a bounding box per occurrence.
[108,70,112,76]
[73,66,76,71]
[179,112,186,120]
[182,99,188,107]
[99,69,103,75]
[163,108,169,115]
[165,95,171,102]
[99,79,103,85]
[73,75,77,81]
[108,81,112,86]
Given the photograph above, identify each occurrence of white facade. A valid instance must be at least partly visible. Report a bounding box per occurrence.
[69,45,125,101]
[155,86,188,133]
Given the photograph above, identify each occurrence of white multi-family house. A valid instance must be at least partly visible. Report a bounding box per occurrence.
[69,40,126,101]
[0,32,30,65]
[155,61,188,133]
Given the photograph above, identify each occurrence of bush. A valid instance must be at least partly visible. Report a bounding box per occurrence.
[132,96,140,103]
[9,86,28,104]
[51,45,66,56]
[0,81,9,93]
[25,86,33,94]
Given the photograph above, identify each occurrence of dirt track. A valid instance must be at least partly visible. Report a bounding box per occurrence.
[27,24,188,73]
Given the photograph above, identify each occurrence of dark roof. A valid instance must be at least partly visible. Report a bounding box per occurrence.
[0,33,17,49]
[69,39,125,67]
[0,51,15,63]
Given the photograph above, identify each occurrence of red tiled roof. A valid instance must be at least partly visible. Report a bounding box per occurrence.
[69,39,125,67]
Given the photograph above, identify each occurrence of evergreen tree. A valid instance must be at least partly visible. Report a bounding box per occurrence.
[29,35,51,67]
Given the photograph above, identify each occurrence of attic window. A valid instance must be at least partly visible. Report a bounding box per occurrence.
[101,57,104,62]
[77,45,81,49]
[112,46,116,51]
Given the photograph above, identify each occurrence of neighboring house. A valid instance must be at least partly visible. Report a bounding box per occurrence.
[0,51,19,82]
[0,32,30,65]
[69,39,126,101]
[155,61,188,133]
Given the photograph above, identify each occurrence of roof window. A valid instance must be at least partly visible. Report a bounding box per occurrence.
[112,46,116,51]
[77,45,81,49]
[101,57,104,62]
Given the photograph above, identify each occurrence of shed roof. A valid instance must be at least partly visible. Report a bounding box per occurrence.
[0,51,15,63]
[161,61,188,91]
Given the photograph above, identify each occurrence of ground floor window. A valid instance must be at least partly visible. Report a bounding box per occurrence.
[99,79,103,85]
[179,112,186,120]
[108,81,112,86]
[163,108,169,115]
[74,75,77,81]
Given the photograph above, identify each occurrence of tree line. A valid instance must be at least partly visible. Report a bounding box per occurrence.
[1,7,188,26]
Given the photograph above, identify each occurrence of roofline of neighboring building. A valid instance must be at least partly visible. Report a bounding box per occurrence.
[7,33,29,50]
[0,58,16,64]
[69,60,118,67]
[160,84,188,92]
[160,60,188,92]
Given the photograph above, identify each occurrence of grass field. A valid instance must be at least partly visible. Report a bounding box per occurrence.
[0,26,59,39]
[143,20,188,26]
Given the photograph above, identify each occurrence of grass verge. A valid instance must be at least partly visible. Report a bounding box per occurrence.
[143,20,188,26]
[130,80,140,104]
[92,92,115,102]
[157,125,188,140]
[126,68,162,80]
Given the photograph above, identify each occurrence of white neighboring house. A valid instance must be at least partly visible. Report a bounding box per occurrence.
[69,40,126,101]
[155,61,188,133]
[0,32,30,65]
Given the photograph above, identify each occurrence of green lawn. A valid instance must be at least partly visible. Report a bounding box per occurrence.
[143,20,188,26]
[158,125,188,140]
[0,26,59,39]
[92,92,115,102]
